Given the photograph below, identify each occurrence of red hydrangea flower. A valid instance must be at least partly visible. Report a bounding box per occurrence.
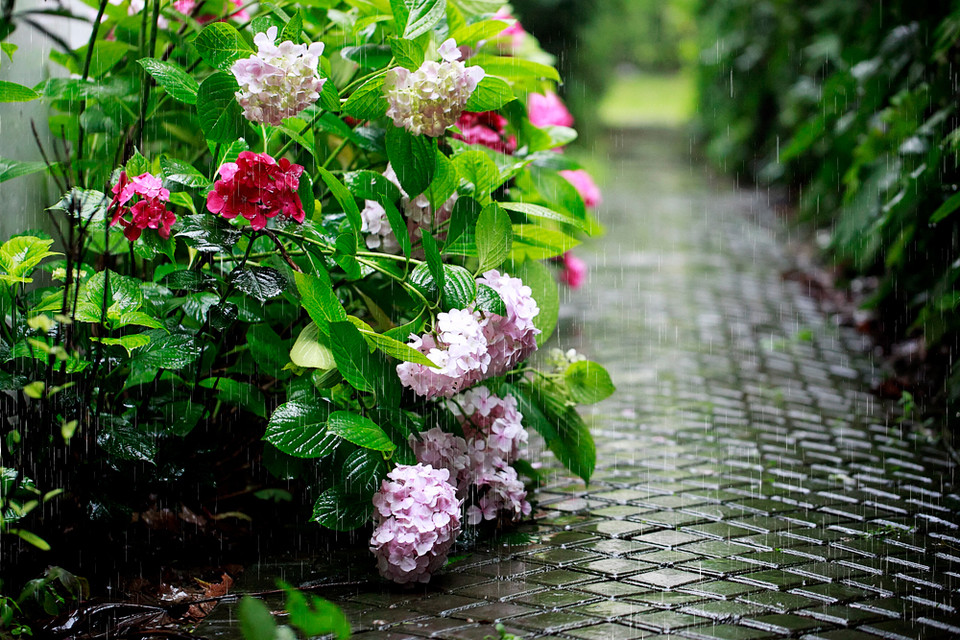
[206,151,305,231]
[453,111,517,154]
[109,171,176,242]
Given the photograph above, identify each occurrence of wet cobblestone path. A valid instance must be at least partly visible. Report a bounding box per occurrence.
[200,130,960,639]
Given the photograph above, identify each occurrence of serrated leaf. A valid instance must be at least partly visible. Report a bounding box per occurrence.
[441,264,477,309]
[464,75,513,112]
[264,399,335,458]
[229,266,286,302]
[330,321,374,392]
[386,126,436,197]
[361,330,436,366]
[476,202,511,272]
[311,485,372,530]
[501,201,588,231]
[0,80,39,102]
[132,332,202,370]
[138,58,199,104]
[175,214,242,252]
[281,10,303,41]
[389,37,424,69]
[316,166,362,235]
[475,283,505,315]
[192,22,253,71]
[454,149,498,201]
[341,75,388,120]
[294,269,347,332]
[510,259,557,345]
[197,72,246,143]
[326,411,395,451]
[444,196,480,251]
[161,157,209,188]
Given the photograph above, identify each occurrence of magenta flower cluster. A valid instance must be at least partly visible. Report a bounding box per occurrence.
[231,27,326,126]
[396,270,540,399]
[109,171,176,242]
[369,464,462,584]
[385,39,485,137]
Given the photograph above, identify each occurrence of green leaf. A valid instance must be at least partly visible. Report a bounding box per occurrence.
[160,157,209,188]
[281,9,303,41]
[341,75,388,120]
[326,411,396,452]
[311,485,372,530]
[95,334,151,355]
[476,202,512,272]
[510,224,580,261]
[451,19,508,48]
[475,283,505,316]
[454,149,499,201]
[238,597,277,640]
[441,264,477,309]
[132,332,202,370]
[0,156,51,184]
[12,529,50,551]
[341,44,392,69]
[229,266,286,302]
[125,150,150,176]
[427,150,458,210]
[196,72,246,143]
[931,190,960,223]
[97,417,157,463]
[565,360,615,405]
[389,36,425,69]
[199,377,267,418]
[391,0,445,39]
[285,588,351,640]
[421,229,445,289]
[290,322,336,370]
[0,81,39,102]
[510,382,595,483]
[294,269,347,332]
[445,196,480,251]
[361,331,437,366]
[264,399,336,458]
[470,55,560,82]
[386,127,437,198]
[330,321,375,392]
[510,259,557,345]
[137,58,199,104]
[316,166,362,235]
[464,75,513,112]
[0,235,59,281]
[176,214,242,252]
[192,22,253,71]
[501,201,588,231]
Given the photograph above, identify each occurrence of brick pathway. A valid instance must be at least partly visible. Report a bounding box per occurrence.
[198,130,960,639]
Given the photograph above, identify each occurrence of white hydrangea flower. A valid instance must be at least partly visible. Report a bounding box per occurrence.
[231,26,326,126]
[384,38,485,137]
[397,308,490,398]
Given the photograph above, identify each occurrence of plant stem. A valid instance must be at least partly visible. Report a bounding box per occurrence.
[75,0,111,185]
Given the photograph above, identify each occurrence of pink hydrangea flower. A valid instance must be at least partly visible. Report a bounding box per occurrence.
[559,251,587,289]
[370,464,462,584]
[231,26,325,126]
[206,151,305,231]
[477,270,541,376]
[109,171,176,242]
[493,7,528,53]
[174,0,247,21]
[448,387,528,463]
[409,428,471,491]
[560,169,601,208]
[397,308,491,398]
[528,91,574,129]
[385,39,485,137]
[462,439,531,525]
[453,111,517,154]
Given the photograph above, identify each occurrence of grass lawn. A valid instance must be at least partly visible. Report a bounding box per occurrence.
[598,72,695,128]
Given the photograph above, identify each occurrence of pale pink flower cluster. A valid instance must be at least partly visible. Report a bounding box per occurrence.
[409,427,531,526]
[396,309,491,398]
[527,91,574,129]
[477,270,541,377]
[463,440,531,525]
[448,386,528,462]
[370,464,462,584]
[231,27,325,126]
[385,39,485,137]
[397,271,539,398]
[360,165,456,252]
[397,271,540,398]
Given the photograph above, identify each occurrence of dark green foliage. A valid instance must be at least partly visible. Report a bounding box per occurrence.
[698,0,960,406]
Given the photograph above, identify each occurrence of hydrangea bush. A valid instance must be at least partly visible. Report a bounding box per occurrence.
[0,0,612,583]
